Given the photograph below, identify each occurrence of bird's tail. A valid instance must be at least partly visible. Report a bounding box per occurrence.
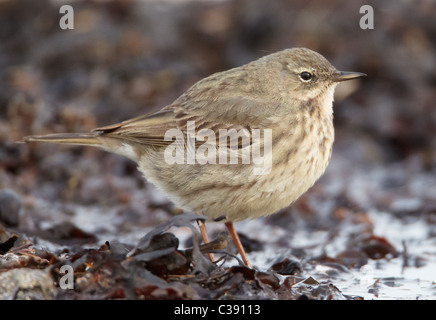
[21,133,102,146]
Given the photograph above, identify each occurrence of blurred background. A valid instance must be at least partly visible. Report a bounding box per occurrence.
[0,0,435,299]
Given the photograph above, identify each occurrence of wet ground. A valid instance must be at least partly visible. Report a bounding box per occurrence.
[0,0,435,300]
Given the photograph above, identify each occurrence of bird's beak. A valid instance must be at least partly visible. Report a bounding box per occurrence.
[333,71,367,82]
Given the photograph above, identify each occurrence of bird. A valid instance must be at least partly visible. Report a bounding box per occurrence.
[23,48,366,267]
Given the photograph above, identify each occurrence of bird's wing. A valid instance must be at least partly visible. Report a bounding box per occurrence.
[93,104,255,149]
[93,109,179,146]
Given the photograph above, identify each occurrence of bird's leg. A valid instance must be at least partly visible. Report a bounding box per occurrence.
[196,215,215,263]
[225,221,252,268]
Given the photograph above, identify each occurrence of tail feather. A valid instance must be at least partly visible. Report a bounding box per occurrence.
[21,132,140,161]
[22,133,102,146]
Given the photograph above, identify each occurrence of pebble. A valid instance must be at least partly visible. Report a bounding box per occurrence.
[0,189,22,227]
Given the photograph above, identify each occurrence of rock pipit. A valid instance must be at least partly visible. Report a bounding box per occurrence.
[23,48,365,267]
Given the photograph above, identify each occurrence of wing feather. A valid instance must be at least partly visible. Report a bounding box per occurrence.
[92,104,260,150]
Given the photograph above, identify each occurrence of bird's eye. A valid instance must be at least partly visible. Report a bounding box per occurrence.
[299,71,312,81]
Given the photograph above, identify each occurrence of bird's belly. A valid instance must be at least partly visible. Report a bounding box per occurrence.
[138,129,333,222]
[220,131,333,221]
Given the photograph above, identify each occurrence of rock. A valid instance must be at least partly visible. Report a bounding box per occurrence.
[0,189,22,227]
[0,268,56,300]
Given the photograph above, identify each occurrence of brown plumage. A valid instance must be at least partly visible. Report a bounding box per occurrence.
[24,48,365,267]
